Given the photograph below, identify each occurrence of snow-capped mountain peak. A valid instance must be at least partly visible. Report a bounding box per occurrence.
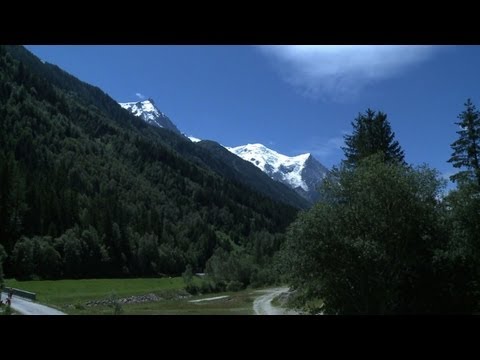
[119,99,181,135]
[119,99,161,121]
[227,144,311,191]
[226,143,328,202]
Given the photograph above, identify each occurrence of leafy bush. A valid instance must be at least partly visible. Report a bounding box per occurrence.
[108,292,124,315]
[226,280,244,292]
[283,155,447,314]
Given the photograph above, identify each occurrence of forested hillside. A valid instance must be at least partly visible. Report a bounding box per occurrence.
[0,45,298,285]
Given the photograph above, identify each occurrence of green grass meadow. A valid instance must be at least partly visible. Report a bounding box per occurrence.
[4,277,258,315]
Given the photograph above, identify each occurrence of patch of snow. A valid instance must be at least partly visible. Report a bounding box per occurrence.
[119,99,183,136]
[119,100,165,125]
[188,136,202,143]
[226,143,310,191]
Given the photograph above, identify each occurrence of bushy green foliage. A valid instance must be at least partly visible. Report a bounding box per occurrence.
[434,183,480,312]
[108,292,124,315]
[283,155,447,314]
[0,244,6,286]
[226,280,244,292]
[206,248,254,288]
[3,304,12,315]
[11,236,61,280]
[185,278,225,295]
[182,264,194,285]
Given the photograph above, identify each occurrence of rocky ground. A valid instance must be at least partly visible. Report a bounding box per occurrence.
[85,290,191,307]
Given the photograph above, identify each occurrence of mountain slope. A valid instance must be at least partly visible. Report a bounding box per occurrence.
[227,143,328,202]
[120,101,310,209]
[0,45,298,281]
[300,154,329,202]
[195,141,310,209]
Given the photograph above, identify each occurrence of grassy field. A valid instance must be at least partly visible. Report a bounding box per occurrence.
[4,277,259,315]
[5,277,185,310]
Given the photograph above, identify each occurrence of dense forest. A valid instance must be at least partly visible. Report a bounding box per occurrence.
[0,45,298,289]
[282,107,480,314]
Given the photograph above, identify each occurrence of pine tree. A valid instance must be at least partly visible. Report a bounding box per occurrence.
[448,99,480,186]
[342,109,405,167]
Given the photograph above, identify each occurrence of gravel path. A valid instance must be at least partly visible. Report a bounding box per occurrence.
[253,287,298,315]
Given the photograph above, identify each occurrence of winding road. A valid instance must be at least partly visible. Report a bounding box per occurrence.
[253,287,299,315]
[2,287,295,315]
[1,293,65,315]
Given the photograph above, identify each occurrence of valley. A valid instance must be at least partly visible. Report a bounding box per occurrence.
[2,44,480,315]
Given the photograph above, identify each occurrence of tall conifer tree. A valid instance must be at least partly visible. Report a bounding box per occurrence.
[448,99,480,186]
[342,109,405,167]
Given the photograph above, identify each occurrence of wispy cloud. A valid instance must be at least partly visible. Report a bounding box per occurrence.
[259,45,437,101]
[135,92,145,100]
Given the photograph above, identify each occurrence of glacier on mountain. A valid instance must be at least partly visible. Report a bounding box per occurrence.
[226,143,328,202]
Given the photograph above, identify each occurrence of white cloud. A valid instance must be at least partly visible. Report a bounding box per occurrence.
[135,92,145,100]
[259,45,436,101]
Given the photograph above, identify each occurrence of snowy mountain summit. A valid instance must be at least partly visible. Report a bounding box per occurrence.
[226,143,328,202]
[119,99,181,135]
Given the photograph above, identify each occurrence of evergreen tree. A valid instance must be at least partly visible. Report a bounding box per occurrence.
[441,99,480,312]
[342,109,405,167]
[448,99,480,186]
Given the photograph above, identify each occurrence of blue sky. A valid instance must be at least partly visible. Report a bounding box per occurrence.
[25,45,480,187]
